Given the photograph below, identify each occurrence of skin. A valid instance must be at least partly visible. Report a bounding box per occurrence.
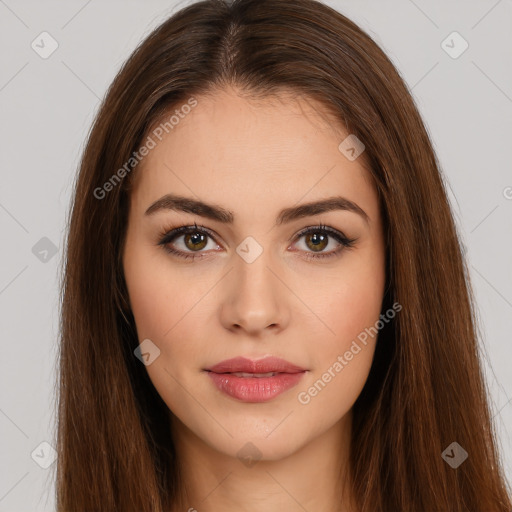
[122,86,386,512]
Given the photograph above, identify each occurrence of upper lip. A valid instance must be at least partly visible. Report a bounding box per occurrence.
[205,356,306,374]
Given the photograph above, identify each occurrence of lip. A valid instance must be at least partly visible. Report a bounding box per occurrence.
[205,356,306,374]
[204,356,307,403]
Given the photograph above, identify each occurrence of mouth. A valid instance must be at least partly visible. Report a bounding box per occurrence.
[221,371,281,378]
[204,356,307,402]
[204,355,306,374]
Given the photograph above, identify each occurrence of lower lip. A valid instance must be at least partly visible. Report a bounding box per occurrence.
[206,371,306,402]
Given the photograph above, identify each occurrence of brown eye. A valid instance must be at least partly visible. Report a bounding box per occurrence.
[304,232,329,252]
[292,224,358,261]
[183,232,208,251]
[158,224,219,260]
[158,223,357,262]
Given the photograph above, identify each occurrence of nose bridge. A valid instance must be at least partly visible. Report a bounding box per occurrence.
[221,237,288,333]
[236,243,275,294]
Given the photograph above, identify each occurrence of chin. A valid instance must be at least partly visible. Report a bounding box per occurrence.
[214,431,305,463]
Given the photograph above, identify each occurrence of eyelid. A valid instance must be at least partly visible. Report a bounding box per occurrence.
[157,222,357,260]
[287,224,357,259]
[157,222,221,248]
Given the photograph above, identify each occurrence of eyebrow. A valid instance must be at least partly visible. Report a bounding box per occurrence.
[144,193,369,225]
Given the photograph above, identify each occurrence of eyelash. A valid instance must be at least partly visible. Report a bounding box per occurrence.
[157,222,357,261]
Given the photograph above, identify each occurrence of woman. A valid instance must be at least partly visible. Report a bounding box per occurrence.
[55,0,512,510]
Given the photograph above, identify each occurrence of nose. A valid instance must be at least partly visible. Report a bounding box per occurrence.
[219,249,290,336]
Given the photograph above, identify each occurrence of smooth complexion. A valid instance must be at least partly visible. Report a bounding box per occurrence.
[122,86,386,512]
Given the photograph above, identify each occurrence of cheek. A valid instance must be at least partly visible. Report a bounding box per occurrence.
[324,277,384,349]
[124,269,169,340]
[296,251,385,413]
[124,243,203,340]
[123,244,212,379]
[294,276,383,422]
[123,247,206,412]
[312,252,385,353]
[296,345,375,429]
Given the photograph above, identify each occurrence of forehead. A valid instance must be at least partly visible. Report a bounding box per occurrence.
[128,87,378,225]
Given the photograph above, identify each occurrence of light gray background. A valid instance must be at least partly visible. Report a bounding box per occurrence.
[0,0,511,510]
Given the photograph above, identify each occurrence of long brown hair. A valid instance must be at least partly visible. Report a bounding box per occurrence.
[55,0,512,510]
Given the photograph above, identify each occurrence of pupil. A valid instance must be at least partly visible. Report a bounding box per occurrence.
[312,233,325,245]
[309,233,327,251]
[187,232,206,249]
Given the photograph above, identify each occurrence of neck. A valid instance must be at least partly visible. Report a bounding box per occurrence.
[170,410,356,512]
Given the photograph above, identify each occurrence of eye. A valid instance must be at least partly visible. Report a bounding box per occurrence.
[157,222,219,260]
[157,222,357,261]
[290,223,357,261]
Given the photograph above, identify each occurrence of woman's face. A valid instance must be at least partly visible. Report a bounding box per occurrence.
[123,86,386,461]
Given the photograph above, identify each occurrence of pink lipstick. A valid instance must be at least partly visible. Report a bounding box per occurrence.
[204,356,306,403]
